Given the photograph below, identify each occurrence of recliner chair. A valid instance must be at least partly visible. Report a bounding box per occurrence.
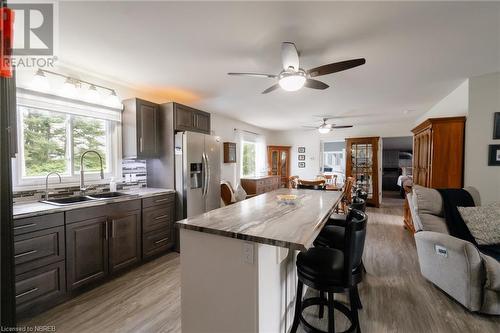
[409,185,500,315]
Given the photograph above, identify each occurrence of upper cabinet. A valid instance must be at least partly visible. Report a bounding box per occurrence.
[122,98,160,159]
[173,103,211,134]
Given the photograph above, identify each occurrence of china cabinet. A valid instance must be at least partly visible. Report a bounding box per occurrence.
[267,146,291,187]
[346,137,380,207]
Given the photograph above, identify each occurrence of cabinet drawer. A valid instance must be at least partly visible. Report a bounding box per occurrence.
[14,226,65,274]
[142,194,175,209]
[143,229,172,259]
[143,204,174,233]
[13,213,64,236]
[16,261,66,316]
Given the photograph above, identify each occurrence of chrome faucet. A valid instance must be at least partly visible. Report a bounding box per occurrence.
[80,150,104,195]
[45,172,62,200]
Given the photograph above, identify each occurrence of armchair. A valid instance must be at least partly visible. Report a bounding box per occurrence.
[409,185,500,315]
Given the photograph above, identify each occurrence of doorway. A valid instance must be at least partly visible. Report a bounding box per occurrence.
[381,136,413,198]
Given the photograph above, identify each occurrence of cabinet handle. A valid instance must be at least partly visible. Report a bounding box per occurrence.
[154,214,168,220]
[16,287,38,299]
[13,223,36,230]
[154,238,169,244]
[140,137,144,152]
[105,221,109,240]
[14,250,37,258]
[154,198,169,203]
[111,219,116,238]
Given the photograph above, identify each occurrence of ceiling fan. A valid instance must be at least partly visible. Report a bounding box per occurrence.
[228,42,365,94]
[303,118,353,134]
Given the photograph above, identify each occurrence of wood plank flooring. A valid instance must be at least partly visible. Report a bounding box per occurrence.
[21,196,500,332]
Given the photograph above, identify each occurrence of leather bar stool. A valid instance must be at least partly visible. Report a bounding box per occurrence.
[325,197,366,228]
[291,209,367,333]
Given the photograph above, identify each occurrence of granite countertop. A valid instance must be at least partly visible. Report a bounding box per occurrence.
[13,188,175,219]
[177,188,342,251]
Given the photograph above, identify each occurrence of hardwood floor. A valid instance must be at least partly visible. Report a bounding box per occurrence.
[21,196,500,332]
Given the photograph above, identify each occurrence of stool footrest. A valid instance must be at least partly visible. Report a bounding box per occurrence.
[298,295,357,333]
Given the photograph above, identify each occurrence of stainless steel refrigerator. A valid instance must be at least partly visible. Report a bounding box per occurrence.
[175,131,221,220]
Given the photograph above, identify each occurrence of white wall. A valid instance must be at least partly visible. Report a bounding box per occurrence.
[269,122,414,179]
[210,113,273,186]
[415,80,469,124]
[464,72,500,205]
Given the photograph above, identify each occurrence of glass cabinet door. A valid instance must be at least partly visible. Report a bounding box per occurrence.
[351,143,374,200]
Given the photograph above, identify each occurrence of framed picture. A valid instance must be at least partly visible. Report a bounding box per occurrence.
[298,154,305,161]
[488,144,500,166]
[298,147,305,154]
[494,112,500,139]
[298,162,306,168]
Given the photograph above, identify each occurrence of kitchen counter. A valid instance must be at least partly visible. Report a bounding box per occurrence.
[178,188,342,333]
[177,188,342,251]
[13,187,175,219]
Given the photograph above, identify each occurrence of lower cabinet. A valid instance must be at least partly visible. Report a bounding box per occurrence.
[66,217,109,290]
[109,210,141,273]
[15,261,66,317]
[14,193,175,318]
[66,208,141,291]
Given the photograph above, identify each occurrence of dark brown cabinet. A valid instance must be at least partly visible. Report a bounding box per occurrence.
[14,213,66,318]
[14,195,175,318]
[66,217,109,290]
[142,194,175,259]
[109,210,141,273]
[122,98,160,158]
[66,200,142,290]
[15,261,66,317]
[173,103,211,134]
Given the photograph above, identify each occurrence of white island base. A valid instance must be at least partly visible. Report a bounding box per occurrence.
[180,228,299,333]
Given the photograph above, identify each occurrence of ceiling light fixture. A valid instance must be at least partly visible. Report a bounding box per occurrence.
[60,77,80,98]
[86,84,101,103]
[105,90,121,108]
[278,70,306,92]
[30,69,123,108]
[30,69,50,92]
[318,124,331,134]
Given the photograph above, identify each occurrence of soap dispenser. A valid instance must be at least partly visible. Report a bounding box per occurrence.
[109,177,117,192]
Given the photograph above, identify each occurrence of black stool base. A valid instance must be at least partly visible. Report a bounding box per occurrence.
[292,292,358,333]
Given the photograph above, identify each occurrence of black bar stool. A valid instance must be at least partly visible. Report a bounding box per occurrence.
[291,210,367,333]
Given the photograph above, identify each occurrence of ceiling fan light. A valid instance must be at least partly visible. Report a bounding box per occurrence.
[278,73,306,91]
[318,127,331,134]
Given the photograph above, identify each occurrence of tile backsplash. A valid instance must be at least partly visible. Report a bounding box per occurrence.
[13,159,148,203]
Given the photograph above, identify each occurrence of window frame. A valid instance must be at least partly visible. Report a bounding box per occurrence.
[13,101,122,190]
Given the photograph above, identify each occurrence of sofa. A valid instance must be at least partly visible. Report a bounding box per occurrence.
[407,185,500,315]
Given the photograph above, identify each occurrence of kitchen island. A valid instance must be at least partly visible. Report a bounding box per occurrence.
[177,188,342,333]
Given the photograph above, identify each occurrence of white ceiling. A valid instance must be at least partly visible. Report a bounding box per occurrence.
[57,1,500,130]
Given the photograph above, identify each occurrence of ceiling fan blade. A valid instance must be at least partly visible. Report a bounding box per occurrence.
[281,42,299,70]
[304,79,329,90]
[331,125,354,129]
[228,72,277,78]
[262,84,280,94]
[307,58,366,77]
[301,126,318,129]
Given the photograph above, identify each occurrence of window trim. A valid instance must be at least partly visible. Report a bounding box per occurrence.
[13,94,122,191]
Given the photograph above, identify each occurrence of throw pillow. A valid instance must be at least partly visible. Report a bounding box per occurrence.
[458,206,500,245]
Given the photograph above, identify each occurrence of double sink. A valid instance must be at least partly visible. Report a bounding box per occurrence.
[41,192,137,206]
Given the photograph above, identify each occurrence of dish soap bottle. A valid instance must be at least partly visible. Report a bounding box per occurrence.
[109,177,117,192]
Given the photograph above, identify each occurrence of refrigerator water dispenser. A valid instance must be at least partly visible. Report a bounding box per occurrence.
[190,163,203,189]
